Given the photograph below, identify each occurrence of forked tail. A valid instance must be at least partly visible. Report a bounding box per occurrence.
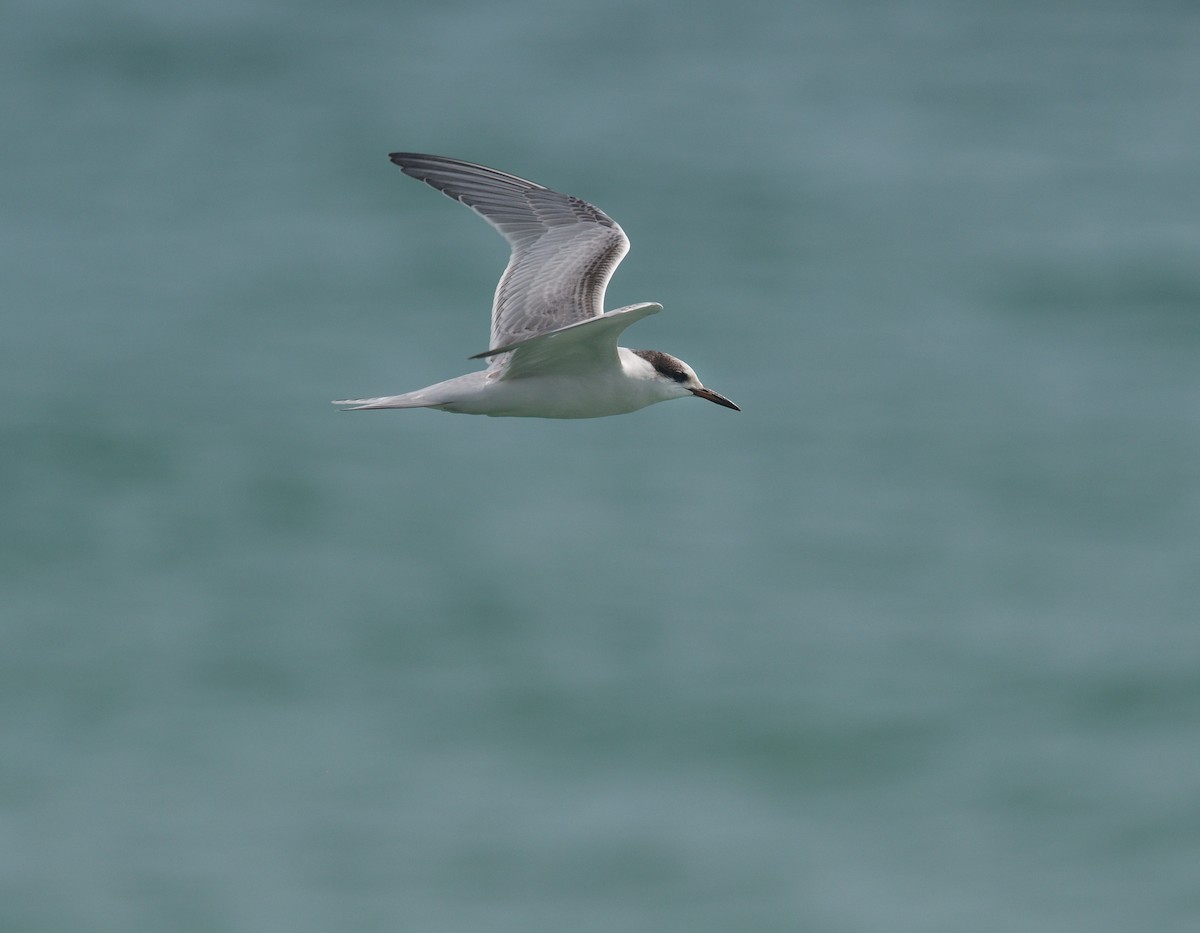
[331,392,436,411]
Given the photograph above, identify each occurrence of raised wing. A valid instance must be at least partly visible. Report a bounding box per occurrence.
[389,153,631,364]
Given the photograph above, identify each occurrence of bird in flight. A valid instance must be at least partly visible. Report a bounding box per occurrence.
[334,153,739,419]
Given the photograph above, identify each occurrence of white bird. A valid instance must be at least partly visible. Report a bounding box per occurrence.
[334,153,739,419]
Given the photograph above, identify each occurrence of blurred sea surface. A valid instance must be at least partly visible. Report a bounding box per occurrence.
[3,0,1199,930]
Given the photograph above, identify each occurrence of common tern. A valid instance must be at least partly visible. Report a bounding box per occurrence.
[334,153,739,419]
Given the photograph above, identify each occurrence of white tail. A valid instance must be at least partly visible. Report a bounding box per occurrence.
[333,372,490,414]
[332,392,435,411]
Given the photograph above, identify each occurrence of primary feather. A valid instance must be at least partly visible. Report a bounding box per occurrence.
[388,153,630,362]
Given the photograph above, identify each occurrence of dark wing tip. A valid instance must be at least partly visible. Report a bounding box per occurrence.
[389,152,462,172]
[389,152,436,169]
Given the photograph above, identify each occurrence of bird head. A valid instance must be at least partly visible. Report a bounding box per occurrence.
[630,349,740,411]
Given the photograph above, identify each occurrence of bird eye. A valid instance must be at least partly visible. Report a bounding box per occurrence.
[671,370,689,383]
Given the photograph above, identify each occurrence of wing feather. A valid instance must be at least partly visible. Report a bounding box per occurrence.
[470,302,662,379]
[388,153,631,364]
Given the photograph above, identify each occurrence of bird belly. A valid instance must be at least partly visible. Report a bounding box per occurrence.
[443,373,663,419]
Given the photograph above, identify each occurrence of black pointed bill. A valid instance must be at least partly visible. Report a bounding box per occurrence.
[690,387,740,411]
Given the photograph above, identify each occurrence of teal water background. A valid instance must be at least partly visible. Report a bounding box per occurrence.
[4,1,1199,930]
